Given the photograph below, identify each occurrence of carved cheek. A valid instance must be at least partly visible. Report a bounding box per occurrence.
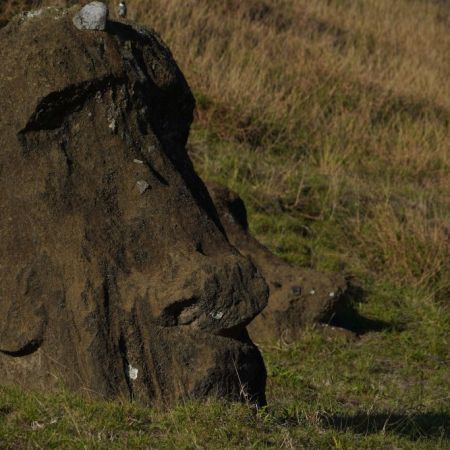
[0,256,59,357]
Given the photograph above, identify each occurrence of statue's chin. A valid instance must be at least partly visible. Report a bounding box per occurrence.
[168,328,267,406]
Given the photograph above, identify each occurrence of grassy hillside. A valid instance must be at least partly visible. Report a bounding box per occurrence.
[136,0,450,291]
[1,0,449,448]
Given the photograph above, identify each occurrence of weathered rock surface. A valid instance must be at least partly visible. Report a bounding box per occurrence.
[0,9,268,405]
[206,181,353,343]
[73,1,108,31]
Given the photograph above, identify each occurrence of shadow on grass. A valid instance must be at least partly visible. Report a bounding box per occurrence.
[328,284,405,335]
[330,309,397,335]
[320,412,450,440]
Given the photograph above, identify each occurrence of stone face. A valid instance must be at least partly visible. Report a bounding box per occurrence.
[73,1,108,31]
[0,11,268,406]
[206,181,353,344]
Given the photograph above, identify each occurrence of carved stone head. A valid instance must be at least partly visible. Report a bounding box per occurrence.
[0,9,267,405]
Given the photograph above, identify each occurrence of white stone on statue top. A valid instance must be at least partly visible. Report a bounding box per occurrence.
[73,1,109,31]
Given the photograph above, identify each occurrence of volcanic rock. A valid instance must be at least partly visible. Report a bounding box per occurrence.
[0,9,268,406]
[206,181,353,343]
[73,1,108,31]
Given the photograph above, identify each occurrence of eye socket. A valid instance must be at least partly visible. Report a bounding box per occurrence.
[158,297,199,327]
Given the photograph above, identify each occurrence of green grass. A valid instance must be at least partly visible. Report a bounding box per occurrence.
[1,282,449,448]
[1,0,450,447]
[2,57,449,450]
[1,311,448,449]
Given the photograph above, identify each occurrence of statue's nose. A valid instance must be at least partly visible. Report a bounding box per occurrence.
[123,254,268,337]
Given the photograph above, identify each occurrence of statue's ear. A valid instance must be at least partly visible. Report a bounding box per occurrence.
[0,255,55,356]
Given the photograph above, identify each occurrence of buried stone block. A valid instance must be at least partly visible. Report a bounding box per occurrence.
[206,181,355,344]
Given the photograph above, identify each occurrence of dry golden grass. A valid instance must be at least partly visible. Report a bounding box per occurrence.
[1,0,448,290]
[120,0,449,294]
[0,2,449,448]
